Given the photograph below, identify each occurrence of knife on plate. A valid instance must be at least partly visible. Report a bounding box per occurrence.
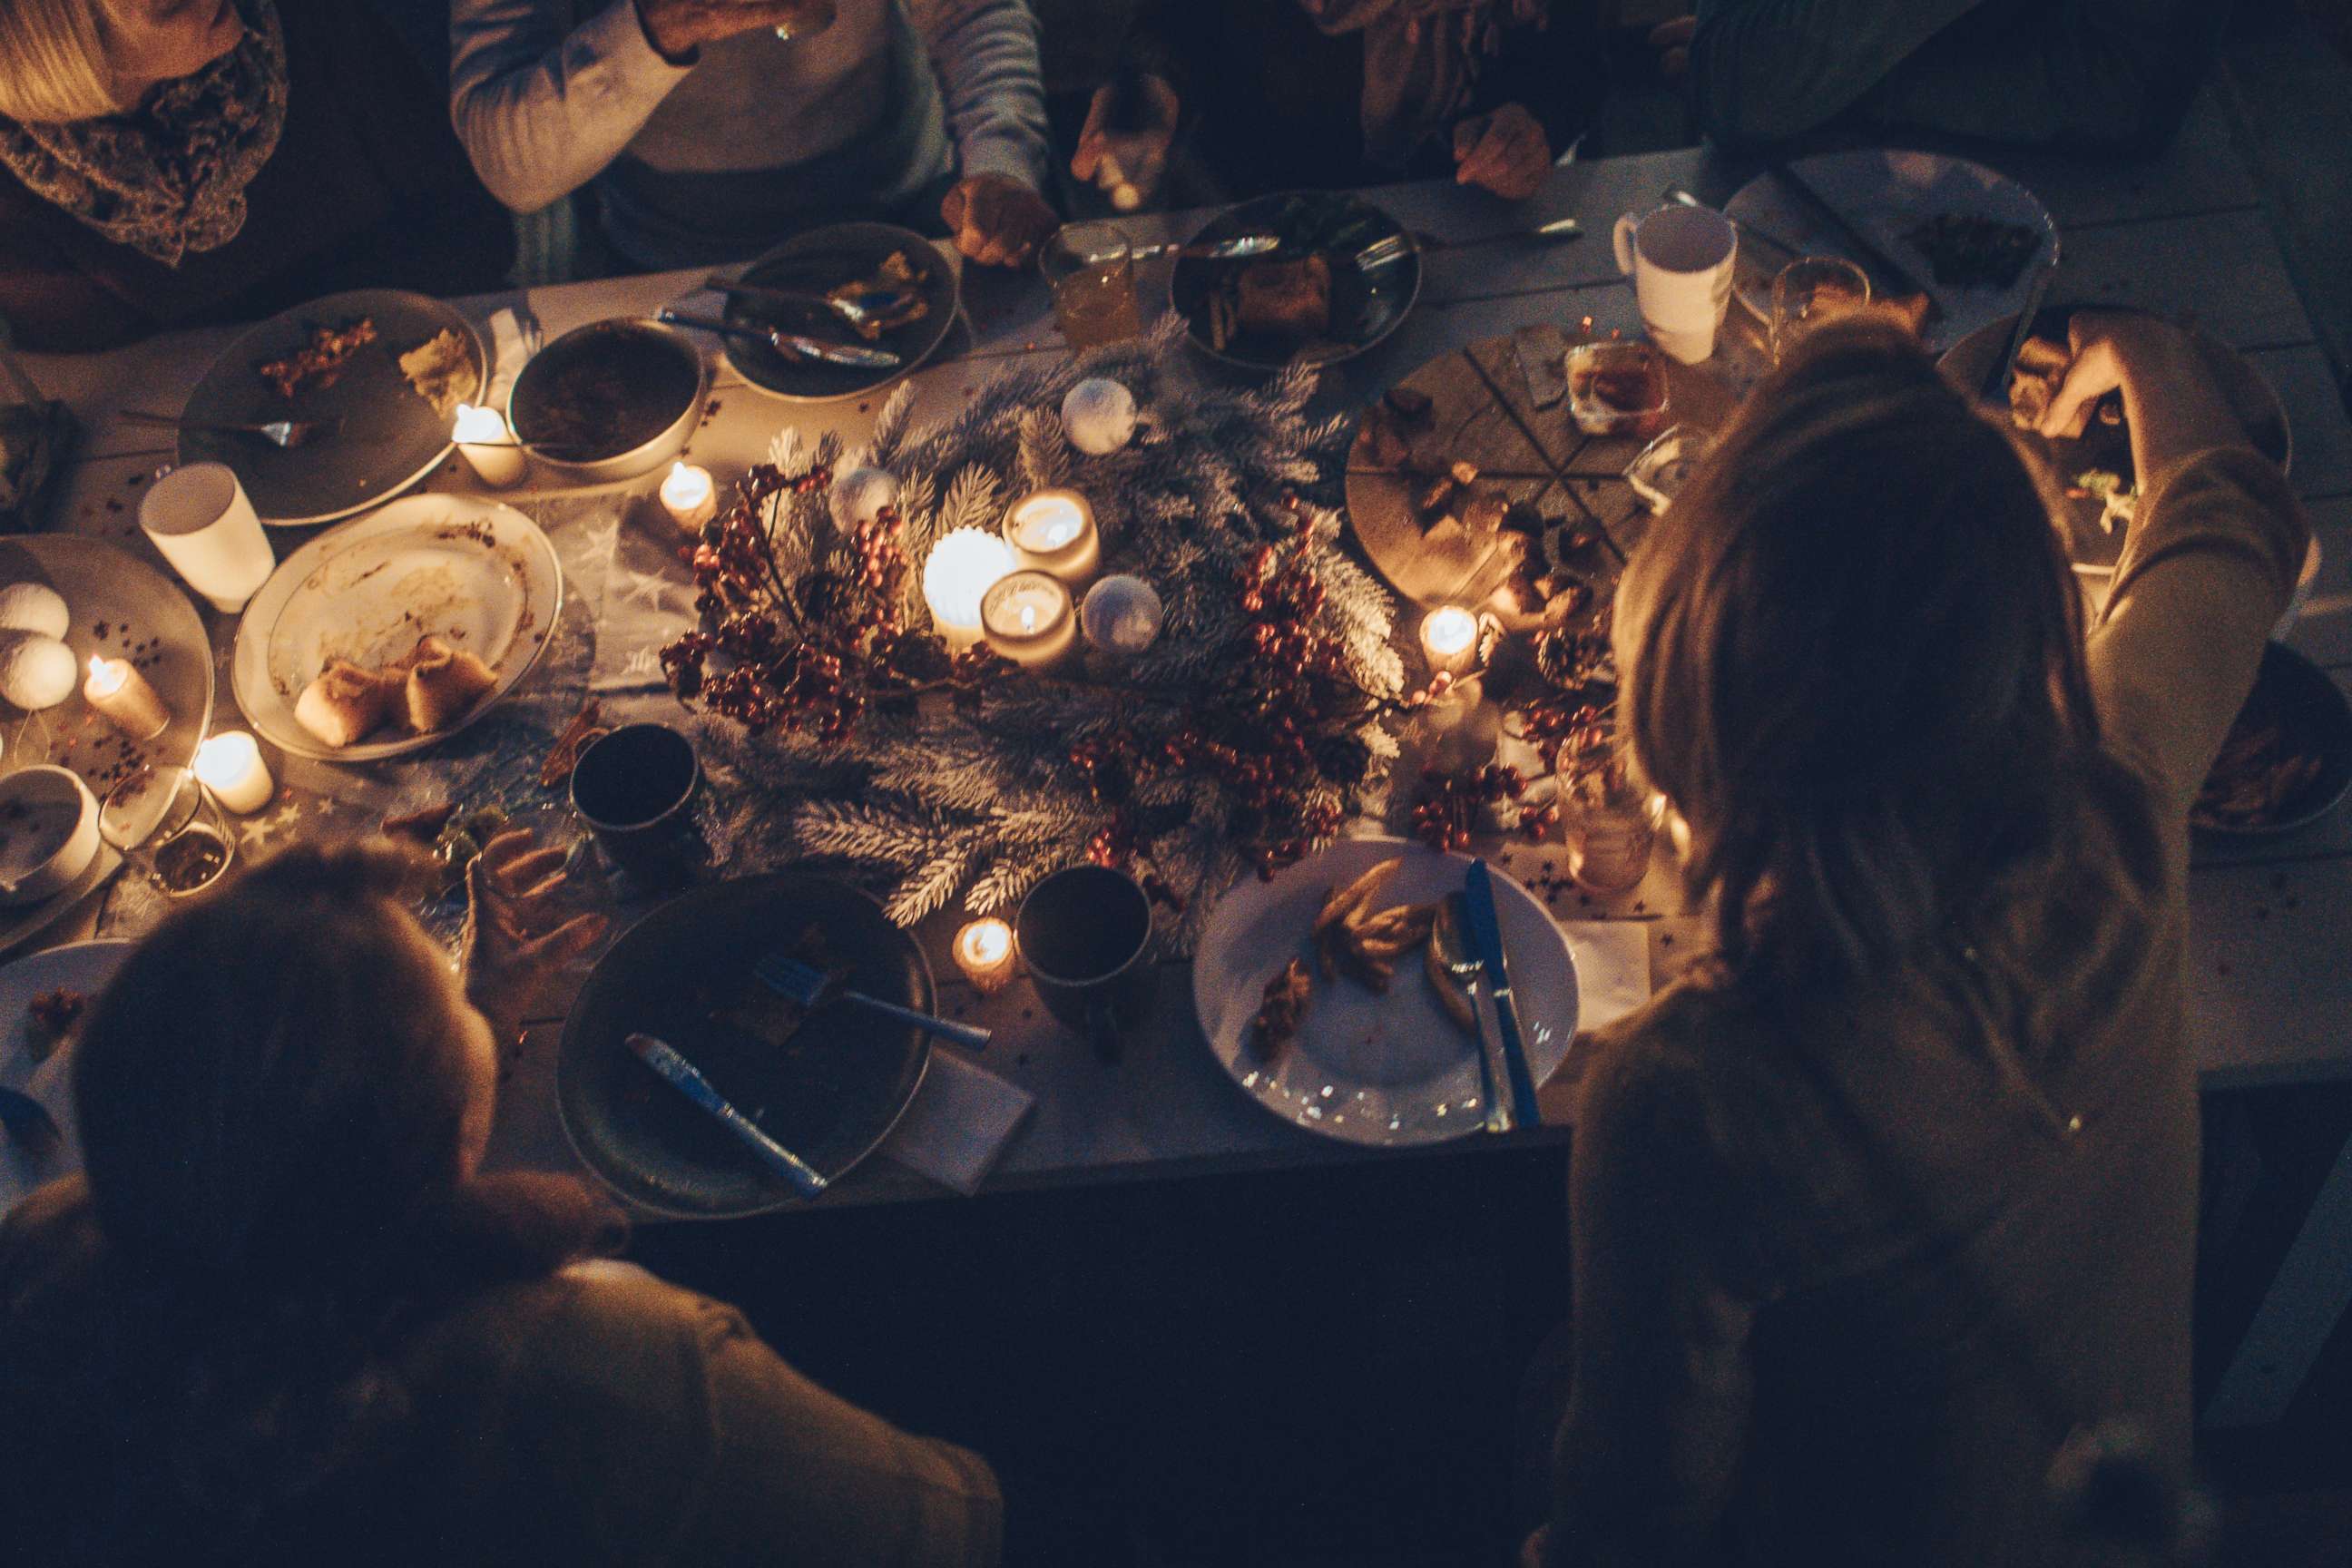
[1981,255,2060,405]
[625,1032,829,1198]
[1462,860,1544,1129]
[1765,162,1940,321]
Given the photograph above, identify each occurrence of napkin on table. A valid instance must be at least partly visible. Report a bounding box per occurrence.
[877,1048,1034,1196]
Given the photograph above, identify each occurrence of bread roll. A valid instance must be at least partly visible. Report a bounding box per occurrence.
[294,659,399,748]
[404,637,497,732]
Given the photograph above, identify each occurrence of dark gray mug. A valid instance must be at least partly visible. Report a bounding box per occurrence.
[569,723,705,888]
[1016,865,1155,1061]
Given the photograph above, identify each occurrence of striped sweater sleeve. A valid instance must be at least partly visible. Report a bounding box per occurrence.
[906,0,1049,191]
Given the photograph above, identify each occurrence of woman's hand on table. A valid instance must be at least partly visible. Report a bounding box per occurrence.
[940,174,1058,269]
[2036,311,2256,478]
[1071,75,1181,210]
[1452,103,1552,201]
[633,0,829,60]
[462,829,607,1044]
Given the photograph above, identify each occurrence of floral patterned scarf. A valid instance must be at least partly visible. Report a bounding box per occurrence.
[1298,0,1548,168]
[0,1,287,267]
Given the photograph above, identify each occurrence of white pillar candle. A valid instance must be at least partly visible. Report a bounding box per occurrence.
[83,655,171,741]
[660,461,717,534]
[980,571,1078,670]
[1001,488,1101,585]
[193,730,274,814]
[922,528,1016,652]
[953,917,1017,994]
[454,404,527,488]
[138,461,275,613]
[1419,604,1480,677]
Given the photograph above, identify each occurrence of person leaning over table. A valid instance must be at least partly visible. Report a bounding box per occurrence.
[1069,0,1602,211]
[1524,314,2308,1566]
[1643,0,2226,153]
[449,0,1057,273]
[0,0,513,351]
[0,838,1003,1568]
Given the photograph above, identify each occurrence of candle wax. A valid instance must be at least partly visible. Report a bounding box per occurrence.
[83,656,171,741]
[194,730,275,814]
[953,917,1017,994]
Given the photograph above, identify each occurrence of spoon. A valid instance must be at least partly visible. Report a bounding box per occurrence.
[1431,893,1512,1133]
[1126,234,1284,263]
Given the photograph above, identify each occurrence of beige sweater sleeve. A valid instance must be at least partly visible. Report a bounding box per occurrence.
[2086,446,2311,828]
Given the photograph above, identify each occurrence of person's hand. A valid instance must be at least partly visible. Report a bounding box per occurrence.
[1649,15,1698,80]
[1452,103,1552,201]
[1071,75,1181,211]
[940,173,1058,268]
[461,829,607,1044]
[2037,310,2254,477]
[1518,1524,1551,1568]
[633,0,830,59]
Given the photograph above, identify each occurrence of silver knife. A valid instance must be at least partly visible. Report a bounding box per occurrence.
[1462,860,1544,1129]
[625,1032,830,1198]
[1982,257,2059,405]
[657,309,903,370]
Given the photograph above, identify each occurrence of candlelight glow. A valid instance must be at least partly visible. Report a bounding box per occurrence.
[923,528,1017,650]
[194,730,274,815]
[1002,489,1102,584]
[452,402,505,445]
[953,917,1018,993]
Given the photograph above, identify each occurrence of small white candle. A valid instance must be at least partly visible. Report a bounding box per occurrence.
[953,917,1017,994]
[922,528,1017,652]
[193,730,274,814]
[83,655,171,741]
[454,403,527,488]
[1420,605,1480,677]
[1002,489,1101,585]
[980,571,1078,670]
[660,461,717,534]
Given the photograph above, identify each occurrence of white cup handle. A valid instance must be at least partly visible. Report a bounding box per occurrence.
[1612,213,1640,278]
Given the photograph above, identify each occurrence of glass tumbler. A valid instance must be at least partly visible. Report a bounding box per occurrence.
[100,765,236,899]
[1769,256,1871,363]
[1041,223,1142,349]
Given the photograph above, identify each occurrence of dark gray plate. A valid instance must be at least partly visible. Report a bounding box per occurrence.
[557,874,932,1218]
[720,222,959,403]
[1171,191,1422,372]
[179,289,485,526]
[2192,642,2352,838]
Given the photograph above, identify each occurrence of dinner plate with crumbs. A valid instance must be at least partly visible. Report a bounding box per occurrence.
[2191,642,2352,838]
[1171,191,1422,372]
[0,938,133,1214]
[177,288,486,526]
[719,222,960,402]
[230,496,562,762]
[1193,837,1578,1147]
[1724,151,2057,354]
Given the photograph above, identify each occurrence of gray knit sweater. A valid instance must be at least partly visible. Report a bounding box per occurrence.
[450,0,1047,268]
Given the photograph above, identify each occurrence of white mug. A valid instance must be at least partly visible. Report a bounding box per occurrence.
[139,461,276,613]
[1612,206,1739,365]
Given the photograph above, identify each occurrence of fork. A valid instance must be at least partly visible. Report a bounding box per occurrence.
[657,309,904,370]
[753,953,992,1050]
[120,410,341,449]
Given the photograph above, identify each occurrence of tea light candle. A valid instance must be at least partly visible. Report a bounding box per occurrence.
[922,528,1016,652]
[193,730,274,814]
[1420,605,1480,677]
[454,403,527,488]
[981,571,1078,670]
[659,461,717,534]
[83,655,171,741]
[953,917,1017,994]
[1002,488,1101,585]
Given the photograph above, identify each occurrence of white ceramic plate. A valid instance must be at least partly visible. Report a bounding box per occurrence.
[1193,838,1579,1146]
[0,533,214,839]
[0,938,132,1214]
[1724,151,2058,353]
[231,495,563,761]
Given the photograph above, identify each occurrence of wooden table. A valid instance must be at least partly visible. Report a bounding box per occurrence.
[17,89,2352,1425]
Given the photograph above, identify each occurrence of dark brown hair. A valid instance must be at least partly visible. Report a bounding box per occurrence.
[1617,318,2161,1002]
[23,841,621,1557]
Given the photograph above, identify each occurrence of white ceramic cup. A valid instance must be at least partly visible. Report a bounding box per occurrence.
[1612,206,1739,365]
[139,461,276,613]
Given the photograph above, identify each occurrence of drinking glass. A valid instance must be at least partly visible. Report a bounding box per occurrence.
[1769,256,1871,363]
[100,765,235,899]
[1040,224,1141,349]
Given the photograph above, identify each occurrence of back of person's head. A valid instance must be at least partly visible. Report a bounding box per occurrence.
[0,0,122,122]
[1616,317,2156,993]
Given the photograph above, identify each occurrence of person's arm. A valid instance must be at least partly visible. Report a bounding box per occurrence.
[909,0,1048,194]
[1544,1039,1758,1568]
[2052,317,2313,828]
[448,0,698,214]
[1684,0,1985,144]
[674,1298,1004,1567]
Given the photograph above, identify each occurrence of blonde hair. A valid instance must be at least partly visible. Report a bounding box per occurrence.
[0,0,130,124]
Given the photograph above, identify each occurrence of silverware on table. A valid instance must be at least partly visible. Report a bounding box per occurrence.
[753,952,992,1052]
[119,410,340,449]
[656,309,904,370]
[624,1032,829,1198]
[1983,257,2060,405]
[1762,162,1940,318]
[1126,233,1284,263]
[1431,892,1512,1133]
[701,275,926,335]
[1662,186,1805,263]
[1462,859,1544,1129]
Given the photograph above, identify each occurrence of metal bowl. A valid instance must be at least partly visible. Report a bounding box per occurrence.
[507,317,708,484]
